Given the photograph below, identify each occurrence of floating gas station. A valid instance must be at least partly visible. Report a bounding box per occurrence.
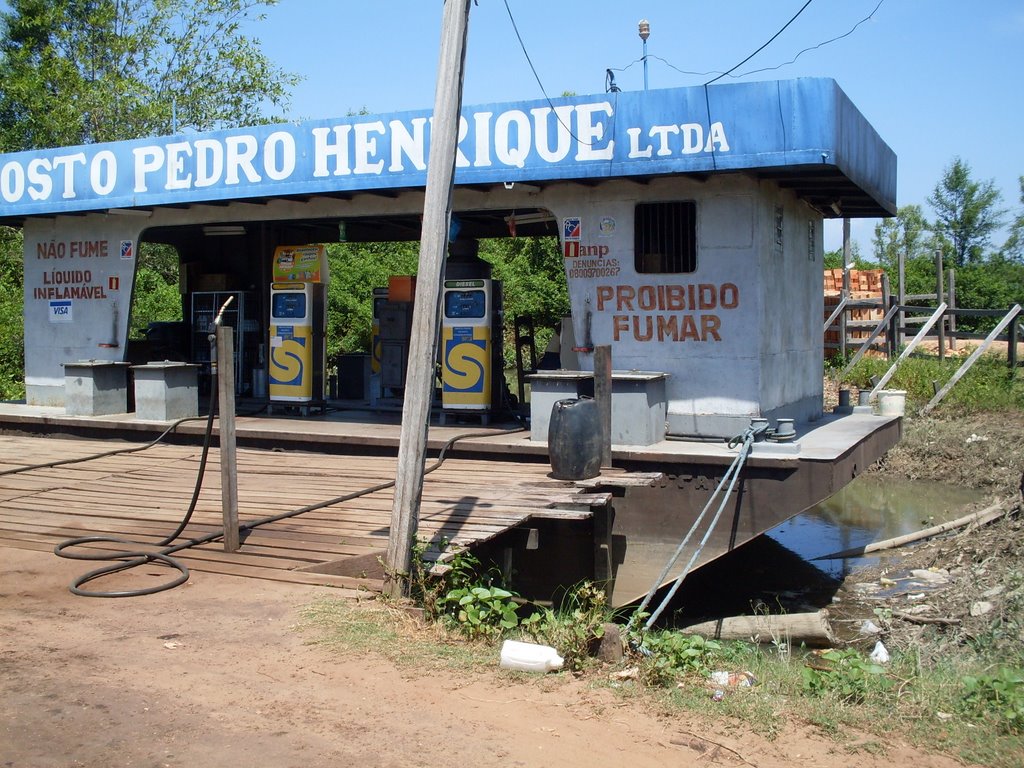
[0,77,901,605]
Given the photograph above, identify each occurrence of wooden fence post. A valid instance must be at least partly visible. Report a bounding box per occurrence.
[881,272,892,357]
[594,345,612,469]
[948,268,957,351]
[935,249,945,359]
[840,219,851,359]
[897,248,906,348]
[216,324,239,553]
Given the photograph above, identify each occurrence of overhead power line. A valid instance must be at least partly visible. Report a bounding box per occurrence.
[704,0,815,85]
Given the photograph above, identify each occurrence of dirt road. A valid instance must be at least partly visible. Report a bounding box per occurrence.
[0,547,972,768]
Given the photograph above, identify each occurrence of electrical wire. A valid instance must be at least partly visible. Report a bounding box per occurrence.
[734,0,885,79]
[704,0,815,85]
[500,0,597,146]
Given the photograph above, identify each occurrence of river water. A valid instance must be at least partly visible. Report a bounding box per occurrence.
[767,474,982,579]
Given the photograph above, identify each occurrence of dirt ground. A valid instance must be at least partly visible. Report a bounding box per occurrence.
[1,545,973,768]
[3,405,1021,767]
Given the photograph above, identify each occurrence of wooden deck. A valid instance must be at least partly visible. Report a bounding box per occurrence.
[0,433,612,597]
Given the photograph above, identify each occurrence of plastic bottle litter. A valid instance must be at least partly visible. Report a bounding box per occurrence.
[499,640,564,673]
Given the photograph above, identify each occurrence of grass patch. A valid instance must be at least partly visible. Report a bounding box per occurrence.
[297,593,1024,766]
[839,353,1023,412]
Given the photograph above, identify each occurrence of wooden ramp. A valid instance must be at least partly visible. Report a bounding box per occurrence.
[0,434,609,596]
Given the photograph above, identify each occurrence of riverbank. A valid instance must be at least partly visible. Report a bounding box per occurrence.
[851,407,1024,662]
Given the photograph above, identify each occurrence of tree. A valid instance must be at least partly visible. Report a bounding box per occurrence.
[0,227,25,400]
[1000,175,1024,263]
[823,240,868,271]
[872,204,932,269]
[926,157,1005,268]
[325,242,420,361]
[0,0,299,150]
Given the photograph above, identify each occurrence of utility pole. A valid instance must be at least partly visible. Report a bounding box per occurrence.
[384,0,472,599]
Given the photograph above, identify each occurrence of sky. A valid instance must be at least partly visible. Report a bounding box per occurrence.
[242,0,1024,255]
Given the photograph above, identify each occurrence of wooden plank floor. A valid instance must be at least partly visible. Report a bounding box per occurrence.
[0,433,604,596]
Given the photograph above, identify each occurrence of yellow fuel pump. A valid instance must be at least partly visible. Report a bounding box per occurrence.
[269,245,328,405]
[441,279,493,412]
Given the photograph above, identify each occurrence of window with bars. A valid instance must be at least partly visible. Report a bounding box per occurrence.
[634,201,697,274]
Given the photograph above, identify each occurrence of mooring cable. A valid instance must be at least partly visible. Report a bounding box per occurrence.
[628,421,764,633]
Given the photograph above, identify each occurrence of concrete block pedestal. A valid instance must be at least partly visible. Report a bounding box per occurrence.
[528,370,668,446]
[132,362,200,421]
[63,360,130,416]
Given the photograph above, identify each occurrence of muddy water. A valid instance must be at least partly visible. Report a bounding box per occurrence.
[767,475,982,579]
[631,475,981,624]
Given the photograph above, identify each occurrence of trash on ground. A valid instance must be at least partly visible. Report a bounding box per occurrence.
[498,639,564,673]
[869,640,890,664]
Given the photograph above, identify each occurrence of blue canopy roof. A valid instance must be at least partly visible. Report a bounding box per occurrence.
[0,77,895,222]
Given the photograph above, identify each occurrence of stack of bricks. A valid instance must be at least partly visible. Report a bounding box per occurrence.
[823,269,886,359]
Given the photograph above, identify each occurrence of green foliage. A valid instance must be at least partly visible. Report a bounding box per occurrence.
[0,227,25,400]
[639,631,727,685]
[927,157,1006,268]
[520,581,609,671]
[951,259,1024,333]
[823,240,870,271]
[128,266,182,339]
[873,204,934,269]
[801,648,894,704]
[481,235,569,367]
[324,241,418,361]
[128,242,183,339]
[960,667,1024,734]
[441,584,520,640]
[1001,176,1024,262]
[417,544,523,641]
[843,354,1024,412]
[0,0,299,151]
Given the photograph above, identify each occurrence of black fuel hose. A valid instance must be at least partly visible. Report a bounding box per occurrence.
[50,399,522,597]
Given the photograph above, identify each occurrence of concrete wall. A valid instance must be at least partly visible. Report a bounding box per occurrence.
[23,177,825,434]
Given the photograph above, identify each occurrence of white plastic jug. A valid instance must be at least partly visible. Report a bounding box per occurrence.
[499,640,564,673]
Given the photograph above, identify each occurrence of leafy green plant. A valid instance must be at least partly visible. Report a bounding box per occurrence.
[639,632,726,685]
[521,581,609,671]
[439,584,520,640]
[960,667,1024,734]
[410,540,524,641]
[801,648,894,704]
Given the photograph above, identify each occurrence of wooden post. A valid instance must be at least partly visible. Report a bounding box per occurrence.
[897,248,906,348]
[948,268,957,351]
[840,218,851,359]
[935,248,945,359]
[216,324,239,552]
[593,345,612,469]
[1009,313,1019,371]
[881,272,891,357]
[385,0,472,600]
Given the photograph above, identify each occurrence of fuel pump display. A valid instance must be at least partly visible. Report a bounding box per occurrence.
[441,278,492,412]
[269,245,327,405]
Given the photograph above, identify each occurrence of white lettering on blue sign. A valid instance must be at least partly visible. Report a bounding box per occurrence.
[48,300,72,323]
[6,80,883,218]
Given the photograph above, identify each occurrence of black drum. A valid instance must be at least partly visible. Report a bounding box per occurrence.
[548,397,602,480]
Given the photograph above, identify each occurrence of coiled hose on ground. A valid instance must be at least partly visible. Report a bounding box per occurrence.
[37,385,521,597]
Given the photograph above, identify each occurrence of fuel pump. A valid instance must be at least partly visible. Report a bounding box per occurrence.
[268,245,328,405]
[440,239,504,417]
